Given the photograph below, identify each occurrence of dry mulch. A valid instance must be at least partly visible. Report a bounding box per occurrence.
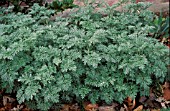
[0,82,170,111]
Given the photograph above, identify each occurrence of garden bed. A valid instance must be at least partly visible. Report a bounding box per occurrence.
[0,0,169,111]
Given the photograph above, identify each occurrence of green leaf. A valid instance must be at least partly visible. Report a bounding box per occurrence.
[82,52,101,68]
[53,57,62,66]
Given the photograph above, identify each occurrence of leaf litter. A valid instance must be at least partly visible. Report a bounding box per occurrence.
[0,82,169,111]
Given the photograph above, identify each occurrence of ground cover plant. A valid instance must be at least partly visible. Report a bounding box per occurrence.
[0,0,169,110]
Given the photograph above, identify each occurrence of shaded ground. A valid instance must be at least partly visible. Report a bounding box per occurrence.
[0,82,169,111]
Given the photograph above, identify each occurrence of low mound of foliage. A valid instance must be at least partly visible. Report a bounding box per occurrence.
[0,2,169,110]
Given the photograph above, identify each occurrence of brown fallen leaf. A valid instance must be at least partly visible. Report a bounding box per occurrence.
[155,97,165,103]
[11,105,24,111]
[163,86,170,100]
[160,102,167,109]
[119,107,125,111]
[124,97,136,111]
[123,104,128,111]
[60,104,70,111]
[161,38,167,43]
[2,96,16,110]
[85,104,98,111]
[0,107,5,111]
[3,96,16,106]
[83,102,98,111]
[162,82,170,89]
[133,105,143,111]
[22,107,32,111]
[69,103,80,111]
[111,102,119,108]
[156,96,170,108]
[98,106,115,111]
[4,103,13,110]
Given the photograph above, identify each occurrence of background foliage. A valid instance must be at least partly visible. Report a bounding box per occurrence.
[0,0,77,13]
[0,1,169,110]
